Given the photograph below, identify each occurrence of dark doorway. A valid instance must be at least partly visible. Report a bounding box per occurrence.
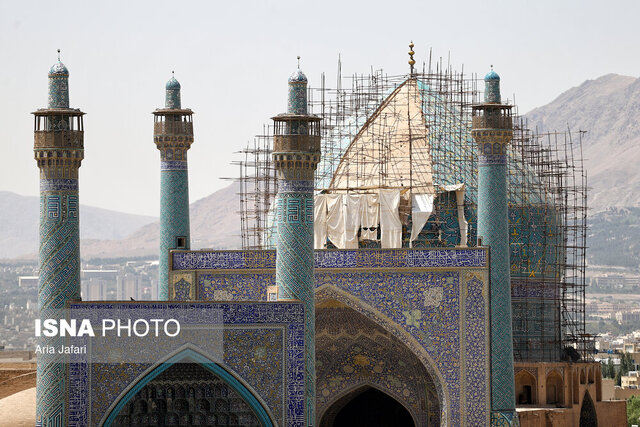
[333,388,415,427]
[520,385,532,404]
[579,391,598,427]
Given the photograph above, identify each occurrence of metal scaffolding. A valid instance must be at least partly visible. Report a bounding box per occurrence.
[231,57,589,362]
[509,122,590,361]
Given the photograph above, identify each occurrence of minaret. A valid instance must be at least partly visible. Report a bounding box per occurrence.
[272,59,321,426]
[471,68,518,425]
[33,50,84,426]
[153,73,194,300]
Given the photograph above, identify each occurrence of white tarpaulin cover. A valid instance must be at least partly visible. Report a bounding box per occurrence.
[441,183,468,247]
[316,194,377,248]
[325,194,344,249]
[379,189,402,248]
[410,193,435,242]
[322,194,362,249]
[314,194,328,249]
[328,79,435,195]
[360,193,380,241]
[316,186,465,248]
[323,194,362,249]
[344,194,362,249]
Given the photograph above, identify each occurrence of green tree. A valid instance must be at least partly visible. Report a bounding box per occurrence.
[616,369,622,387]
[627,395,640,427]
[623,353,635,374]
[602,358,616,378]
[608,358,616,378]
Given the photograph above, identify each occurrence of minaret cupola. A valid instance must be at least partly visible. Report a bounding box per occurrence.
[165,72,181,109]
[48,49,70,108]
[484,66,501,103]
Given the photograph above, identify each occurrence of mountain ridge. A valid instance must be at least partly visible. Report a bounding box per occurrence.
[525,73,640,211]
[1,183,242,261]
[0,191,156,259]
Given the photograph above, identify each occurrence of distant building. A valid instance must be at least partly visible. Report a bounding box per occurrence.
[116,274,142,300]
[595,274,640,289]
[617,310,640,325]
[622,371,640,388]
[80,269,118,301]
[18,276,38,290]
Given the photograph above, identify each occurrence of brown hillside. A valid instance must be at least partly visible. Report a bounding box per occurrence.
[525,74,640,211]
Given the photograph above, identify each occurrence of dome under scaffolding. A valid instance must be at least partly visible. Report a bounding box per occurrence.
[228,59,589,363]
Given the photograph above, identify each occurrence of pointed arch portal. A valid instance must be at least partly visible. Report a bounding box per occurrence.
[579,391,597,427]
[315,298,441,426]
[103,348,273,427]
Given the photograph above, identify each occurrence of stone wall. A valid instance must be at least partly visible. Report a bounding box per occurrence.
[596,400,627,426]
[0,369,36,399]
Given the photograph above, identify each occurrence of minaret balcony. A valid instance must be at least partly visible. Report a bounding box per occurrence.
[34,130,84,149]
[153,120,193,136]
[471,115,513,131]
[273,134,321,155]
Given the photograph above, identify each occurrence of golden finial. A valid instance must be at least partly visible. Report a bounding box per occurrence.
[57,49,61,61]
[297,56,301,68]
[408,41,416,75]
[172,70,175,77]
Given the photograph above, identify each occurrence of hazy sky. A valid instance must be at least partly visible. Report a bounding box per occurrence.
[1,0,639,216]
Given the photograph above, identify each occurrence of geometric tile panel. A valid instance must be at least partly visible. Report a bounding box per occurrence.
[478,161,516,414]
[37,188,81,427]
[159,169,191,301]
[315,306,440,426]
[276,188,316,425]
[66,302,305,427]
[169,272,196,301]
[170,247,491,426]
[172,247,488,271]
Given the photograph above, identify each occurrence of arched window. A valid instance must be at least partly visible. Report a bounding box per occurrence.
[103,348,273,426]
[546,371,564,405]
[579,391,598,427]
[515,370,537,405]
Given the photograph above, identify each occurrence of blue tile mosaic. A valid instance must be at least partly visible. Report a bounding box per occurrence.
[67,302,305,427]
[48,61,69,108]
[40,178,78,192]
[484,69,501,103]
[165,76,181,109]
[472,73,517,420]
[169,247,491,425]
[159,169,191,300]
[160,160,188,170]
[36,60,83,426]
[172,248,487,271]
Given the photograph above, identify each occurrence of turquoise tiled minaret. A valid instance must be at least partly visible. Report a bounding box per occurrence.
[153,73,194,300]
[33,51,84,426]
[272,61,321,426]
[471,68,518,426]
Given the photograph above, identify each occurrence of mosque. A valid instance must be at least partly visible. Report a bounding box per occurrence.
[32,46,626,427]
